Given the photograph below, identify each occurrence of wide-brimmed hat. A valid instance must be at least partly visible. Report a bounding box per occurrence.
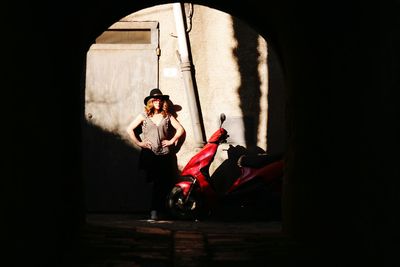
[144,88,170,105]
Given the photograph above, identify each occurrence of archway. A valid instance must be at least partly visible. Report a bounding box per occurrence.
[81,2,287,223]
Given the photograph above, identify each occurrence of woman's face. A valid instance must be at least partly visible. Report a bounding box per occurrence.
[152,98,161,110]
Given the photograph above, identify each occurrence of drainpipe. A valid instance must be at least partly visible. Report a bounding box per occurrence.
[173,2,205,147]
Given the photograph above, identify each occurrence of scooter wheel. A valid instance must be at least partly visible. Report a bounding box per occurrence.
[166,186,203,220]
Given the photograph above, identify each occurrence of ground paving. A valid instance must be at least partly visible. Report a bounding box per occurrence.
[69,213,307,267]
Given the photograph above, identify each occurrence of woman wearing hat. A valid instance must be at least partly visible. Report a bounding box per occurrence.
[126,88,185,220]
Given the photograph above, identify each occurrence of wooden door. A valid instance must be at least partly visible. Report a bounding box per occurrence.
[83,21,159,212]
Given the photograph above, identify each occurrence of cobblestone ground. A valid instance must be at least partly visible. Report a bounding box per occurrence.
[66,214,308,267]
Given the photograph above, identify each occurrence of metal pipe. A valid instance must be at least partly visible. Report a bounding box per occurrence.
[173,3,205,147]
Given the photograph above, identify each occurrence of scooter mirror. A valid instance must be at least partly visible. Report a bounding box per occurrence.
[220,113,226,124]
[219,113,226,127]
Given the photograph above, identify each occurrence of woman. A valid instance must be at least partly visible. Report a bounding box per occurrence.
[126,88,185,220]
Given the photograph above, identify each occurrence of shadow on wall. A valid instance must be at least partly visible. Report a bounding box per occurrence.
[82,122,153,212]
[232,18,261,150]
[232,18,286,155]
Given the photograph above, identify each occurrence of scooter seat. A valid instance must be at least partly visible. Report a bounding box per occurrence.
[238,154,282,168]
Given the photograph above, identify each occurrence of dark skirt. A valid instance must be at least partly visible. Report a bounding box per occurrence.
[138,148,178,183]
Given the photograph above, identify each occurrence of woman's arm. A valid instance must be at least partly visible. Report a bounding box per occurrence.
[126,114,151,149]
[162,116,185,147]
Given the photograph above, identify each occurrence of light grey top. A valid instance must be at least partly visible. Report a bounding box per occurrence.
[141,113,171,155]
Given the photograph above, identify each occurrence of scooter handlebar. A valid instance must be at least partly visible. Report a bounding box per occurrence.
[221,134,229,143]
[208,128,229,143]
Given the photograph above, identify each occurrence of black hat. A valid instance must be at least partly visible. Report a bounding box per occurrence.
[144,88,170,105]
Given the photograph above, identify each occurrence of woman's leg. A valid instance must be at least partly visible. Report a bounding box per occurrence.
[150,154,177,217]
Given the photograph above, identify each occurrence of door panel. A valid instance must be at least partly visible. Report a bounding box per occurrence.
[83,22,159,212]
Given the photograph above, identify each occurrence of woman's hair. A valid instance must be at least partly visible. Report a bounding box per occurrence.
[145,98,170,117]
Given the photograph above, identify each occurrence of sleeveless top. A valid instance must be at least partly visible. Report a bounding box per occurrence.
[141,112,171,155]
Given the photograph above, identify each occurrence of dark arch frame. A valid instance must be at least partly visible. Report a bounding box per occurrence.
[10,1,398,266]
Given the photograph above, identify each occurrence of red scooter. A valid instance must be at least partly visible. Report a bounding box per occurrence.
[166,114,284,221]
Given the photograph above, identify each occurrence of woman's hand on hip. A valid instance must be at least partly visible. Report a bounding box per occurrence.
[139,141,152,149]
[161,139,174,147]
